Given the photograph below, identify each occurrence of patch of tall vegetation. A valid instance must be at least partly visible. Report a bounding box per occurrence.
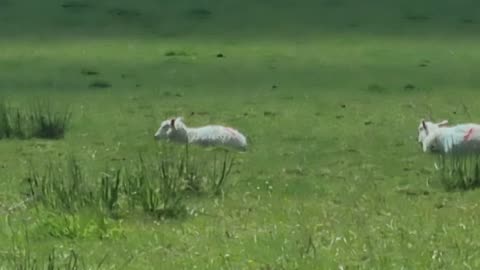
[24,147,237,224]
[439,153,480,191]
[0,99,71,140]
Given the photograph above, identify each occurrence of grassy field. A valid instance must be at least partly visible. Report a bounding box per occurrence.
[1,0,480,269]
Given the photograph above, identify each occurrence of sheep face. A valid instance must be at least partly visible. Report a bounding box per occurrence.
[154,117,188,143]
[154,119,172,140]
[417,119,448,152]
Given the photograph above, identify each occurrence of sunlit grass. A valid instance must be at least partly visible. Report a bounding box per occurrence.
[1,0,480,268]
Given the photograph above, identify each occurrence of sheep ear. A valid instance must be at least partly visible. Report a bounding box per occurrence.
[170,118,176,129]
[438,120,448,127]
[422,120,429,135]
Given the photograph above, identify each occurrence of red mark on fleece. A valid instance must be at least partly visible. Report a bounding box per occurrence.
[225,127,239,137]
[464,128,474,141]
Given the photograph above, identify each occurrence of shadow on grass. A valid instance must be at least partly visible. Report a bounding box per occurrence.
[0,0,478,39]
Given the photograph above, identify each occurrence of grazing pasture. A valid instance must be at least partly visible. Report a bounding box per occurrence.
[1,0,480,268]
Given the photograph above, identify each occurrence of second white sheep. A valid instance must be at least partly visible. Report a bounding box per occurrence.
[418,119,480,154]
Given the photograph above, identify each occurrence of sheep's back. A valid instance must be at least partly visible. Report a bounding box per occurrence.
[438,124,480,154]
[190,125,247,150]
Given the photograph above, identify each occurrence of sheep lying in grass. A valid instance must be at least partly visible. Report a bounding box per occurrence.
[154,117,248,151]
[418,119,480,154]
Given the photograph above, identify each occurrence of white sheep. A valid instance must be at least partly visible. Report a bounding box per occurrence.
[154,117,248,151]
[418,119,480,154]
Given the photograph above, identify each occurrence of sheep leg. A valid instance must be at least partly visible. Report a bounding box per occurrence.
[422,133,437,152]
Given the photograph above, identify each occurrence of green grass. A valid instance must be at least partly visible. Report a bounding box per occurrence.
[0,100,71,139]
[1,0,480,268]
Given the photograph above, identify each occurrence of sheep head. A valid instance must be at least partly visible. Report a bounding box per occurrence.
[154,116,188,143]
[417,119,449,152]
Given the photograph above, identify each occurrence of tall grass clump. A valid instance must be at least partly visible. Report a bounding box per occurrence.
[23,145,240,223]
[0,99,71,140]
[123,153,187,219]
[24,157,127,239]
[100,168,122,216]
[168,144,238,196]
[28,100,71,139]
[0,100,28,139]
[124,145,238,198]
[0,101,9,138]
[24,152,190,220]
[439,153,480,191]
[209,150,236,196]
[25,156,94,212]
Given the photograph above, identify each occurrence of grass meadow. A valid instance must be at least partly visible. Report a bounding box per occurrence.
[1,0,480,269]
